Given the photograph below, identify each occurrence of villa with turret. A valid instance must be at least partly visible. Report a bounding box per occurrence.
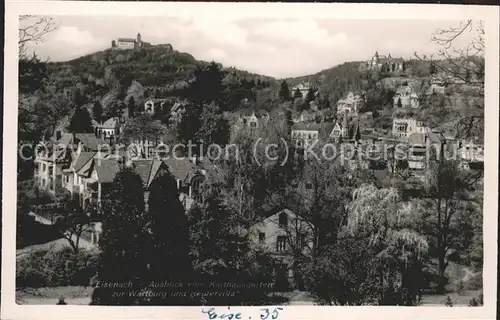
[366,51,404,72]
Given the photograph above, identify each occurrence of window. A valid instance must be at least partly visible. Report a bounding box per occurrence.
[276,236,287,252]
[278,212,288,228]
[259,232,265,243]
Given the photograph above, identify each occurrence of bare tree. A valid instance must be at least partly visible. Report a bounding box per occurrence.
[417,20,484,87]
[19,15,59,58]
[415,20,485,141]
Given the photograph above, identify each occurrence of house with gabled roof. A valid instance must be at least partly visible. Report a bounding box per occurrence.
[71,155,220,211]
[248,206,314,289]
[92,117,121,142]
[234,108,270,135]
[34,132,107,194]
[393,82,420,108]
[291,122,335,148]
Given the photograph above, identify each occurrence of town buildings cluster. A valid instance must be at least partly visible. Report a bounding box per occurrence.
[30,51,484,288]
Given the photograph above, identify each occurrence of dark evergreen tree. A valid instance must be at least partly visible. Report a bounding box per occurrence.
[279,80,292,102]
[188,191,275,305]
[189,62,226,106]
[91,166,147,305]
[429,62,437,75]
[143,171,194,305]
[68,106,94,133]
[72,88,86,106]
[92,100,104,124]
[198,102,230,149]
[293,88,303,100]
[127,96,137,118]
[305,88,316,104]
[19,53,48,94]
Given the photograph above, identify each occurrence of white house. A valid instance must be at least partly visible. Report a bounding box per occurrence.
[392,118,427,139]
[393,82,420,108]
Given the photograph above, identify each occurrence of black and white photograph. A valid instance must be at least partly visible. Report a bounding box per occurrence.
[2,2,499,320]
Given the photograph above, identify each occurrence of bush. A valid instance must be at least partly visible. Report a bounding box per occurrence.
[17,248,99,288]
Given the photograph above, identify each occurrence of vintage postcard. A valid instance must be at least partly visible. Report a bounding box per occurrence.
[2,1,499,320]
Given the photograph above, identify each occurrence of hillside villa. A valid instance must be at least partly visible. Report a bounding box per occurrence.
[92,117,121,143]
[234,108,270,134]
[366,51,404,72]
[337,91,364,116]
[34,132,106,195]
[144,98,169,115]
[248,207,313,288]
[291,111,360,147]
[393,82,420,108]
[291,82,312,99]
[392,118,428,139]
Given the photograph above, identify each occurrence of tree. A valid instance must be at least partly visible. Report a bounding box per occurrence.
[305,239,380,305]
[305,88,316,104]
[127,96,137,118]
[176,103,202,146]
[92,100,104,124]
[19,15,59,58]
[123,114,167,147]
[198,102,230,149]
[143,171,193,305]
[68,106,94,134]
[189,62,226,106]
[279,80,291,102]
[345,184,428,305]
[429,62,437,75]
[416,20,484,140]
[19,53,48,94]
[54,198,92,254]
[91,166,148,305]
[283,160,355,260]
[421,158,480,293]
[188,190,274,305]
[293,88,302,100]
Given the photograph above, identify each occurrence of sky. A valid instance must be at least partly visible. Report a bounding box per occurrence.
[23,16,475,78]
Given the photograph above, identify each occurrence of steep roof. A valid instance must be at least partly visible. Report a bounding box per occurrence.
[74,133,106,151]
[73,152,97,172]
[93,159,121,183]
[163,157,197,182]
[100,117,118,129]
[117,38,136,43]
[133,159,165,189]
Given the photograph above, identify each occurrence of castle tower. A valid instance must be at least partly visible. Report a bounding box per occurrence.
[137,33,142,43]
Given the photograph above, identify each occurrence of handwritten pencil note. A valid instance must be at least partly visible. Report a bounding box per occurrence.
[201,307,284,320]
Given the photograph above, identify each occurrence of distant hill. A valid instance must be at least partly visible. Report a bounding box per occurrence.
[45,43,276,100]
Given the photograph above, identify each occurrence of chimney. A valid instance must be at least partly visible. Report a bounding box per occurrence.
[191,154,199,166]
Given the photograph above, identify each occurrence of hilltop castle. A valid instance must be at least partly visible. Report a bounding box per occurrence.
[111,33,150,50]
